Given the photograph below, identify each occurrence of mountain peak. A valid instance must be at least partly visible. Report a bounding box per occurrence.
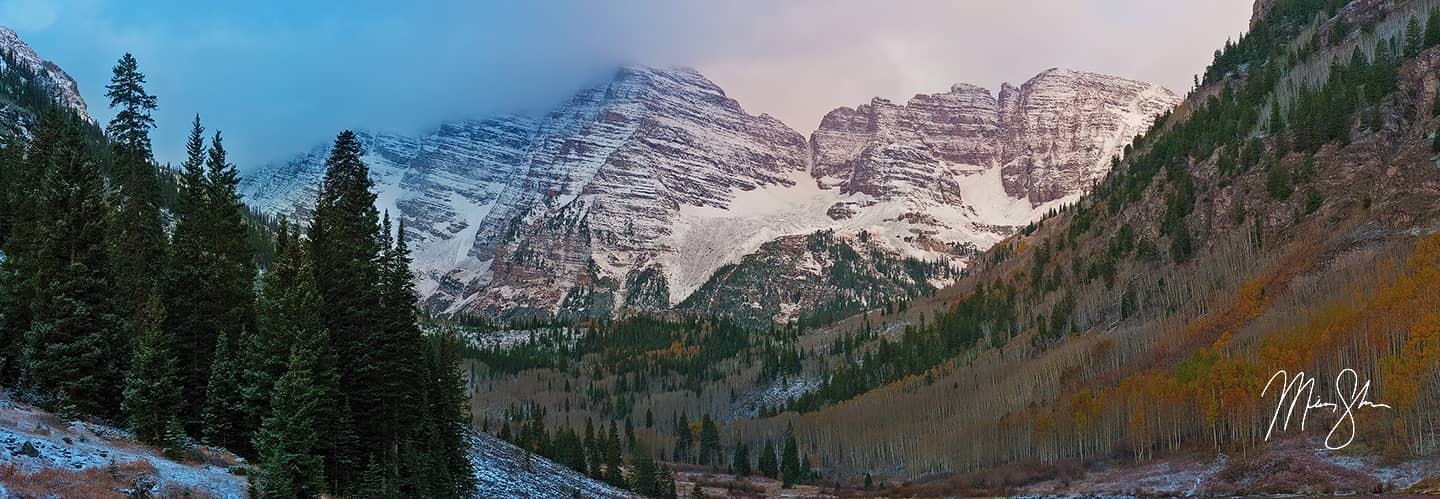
[0,25,92,124]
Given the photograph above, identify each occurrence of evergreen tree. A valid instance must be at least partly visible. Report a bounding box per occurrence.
[415,325,478,497]
[674,413,691,462]
[781,431,801,487]
[631,447,660,497]
[1434,128,1440,154]
[1427,8,1440,48]
[1268,100,1284,134]
[255,347,327,499]
[104,53,165,344]
[247,226,355,490]
[731,442,751,477]
[202,330,246,451]
[604,421,626,488]
[1405,16,1425,57]
[164,115,217,430]
[698,414,720,465]
[309,131,385,488]
[23,109,126,418]
[0,130,40,383]
[122,294,183,447]
[758,439,778,479]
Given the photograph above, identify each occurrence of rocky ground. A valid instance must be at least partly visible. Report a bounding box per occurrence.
[0,389,248,498]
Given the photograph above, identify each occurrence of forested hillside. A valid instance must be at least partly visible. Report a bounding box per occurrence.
[0,51,476,497]
[469,0,1440,495]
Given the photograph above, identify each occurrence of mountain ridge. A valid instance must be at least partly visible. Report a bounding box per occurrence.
[241,64,1178,323]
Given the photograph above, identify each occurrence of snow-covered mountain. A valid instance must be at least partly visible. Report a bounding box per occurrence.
[0,25,92,133]
[243,66,1177,323]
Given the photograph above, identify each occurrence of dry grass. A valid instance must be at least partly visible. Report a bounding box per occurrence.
[0,460,223,499]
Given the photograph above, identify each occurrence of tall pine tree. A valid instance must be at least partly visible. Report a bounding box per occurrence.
[104,53,165,346]
[0,128,41,384]
[309,131,382,489]
[23,109,127,417]
[165,115,214,430]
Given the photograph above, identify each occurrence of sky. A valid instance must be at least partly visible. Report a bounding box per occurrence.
[7,0,1254,169]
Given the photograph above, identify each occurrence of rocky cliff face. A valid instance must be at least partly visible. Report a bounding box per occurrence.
[244,66,1176,323]
[0,26,92,135]
[813,68,1178,207]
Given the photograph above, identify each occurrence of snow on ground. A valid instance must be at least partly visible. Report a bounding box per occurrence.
[660,165,1076,305]
[728,375,822,421]
[464,327,582,351]
[468,431,635,498]
[0,390,247,498]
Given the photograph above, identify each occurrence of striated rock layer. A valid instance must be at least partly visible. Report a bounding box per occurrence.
[243,66,1177,322]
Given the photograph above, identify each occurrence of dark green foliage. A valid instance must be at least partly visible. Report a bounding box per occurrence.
[732,441,751,477]
[166,117,257,432]
[255,347,327,499]
[1304,187,1325,214]
[1169,222,1195,264]
[1266,162,1295,200]
[785,280,1015,412]
[0,130,40,383]
[202,330,246,450]
[0,49,73,135]
[630,448,662,497]
[1203,0,1348,84]
[122,295,183,448]
[781,431,801,487]
[1427,8,1440,47]
[22,109,126,418]
[1405,16,1424,57]
[309,131,385,487]
[758,439,778,479]
[1433,128,1440,153]
[698,414,720,465]
[104,53,166,338]
[415,326,478,497]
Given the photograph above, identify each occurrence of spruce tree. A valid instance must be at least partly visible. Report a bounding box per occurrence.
[309,131,384,487]
[256,347,327,499]
[23,109,126,418]
[604,421,626,488]
[732,442,751,477]
[415,325,478,497]
[698,414,720,465]
[202,330,247,451]
[372,212,427,461]
[0,130,41,384]
[165,115,215,430]
[758,439,778,479]
[781,432,801,487]
[1406,16,1425,57]
[122,294,183,447]
[631,447,660,497]
[104,53,165,343]
[1427,8,1440,48]
[201,129,256,336]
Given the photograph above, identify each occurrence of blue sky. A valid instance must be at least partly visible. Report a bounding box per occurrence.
[6,0,1251,169]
